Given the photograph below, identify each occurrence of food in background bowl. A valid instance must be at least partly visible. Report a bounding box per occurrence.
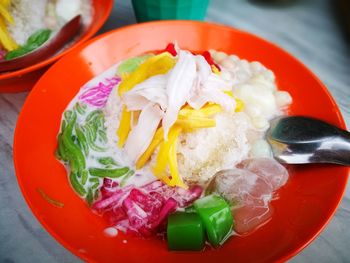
[55,43,292,250]
[0,0,112,93]
[0,0,92,67]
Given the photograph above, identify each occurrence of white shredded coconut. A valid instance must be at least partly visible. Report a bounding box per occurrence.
[9,0,48,45]
[105,86,122,149]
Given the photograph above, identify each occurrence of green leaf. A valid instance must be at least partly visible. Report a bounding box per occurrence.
[27,29,52,47]
[4,29,52,60]
[5,45,33,60]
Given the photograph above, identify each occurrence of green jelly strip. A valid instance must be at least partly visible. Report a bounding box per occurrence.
[37,188,64,208]
[94,189,100,200]
[98,130,108,143]
[97,157,118,166]
[62,112,86,174]
[86,188,93,206]
[89,167,130,178]
[81,170,88,185]
[64,110,73,121]
[89,177,100,183]
[120,170,135,187]
[57,133,68,162]
[75,124,89,156]
[91,182,100,189]
[85,126,108,152]
[61,119,67,133]
[74,102,87,115]
[70,172,86,196]
[86,110,103,123]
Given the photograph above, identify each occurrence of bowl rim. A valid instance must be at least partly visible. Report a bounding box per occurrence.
[0,0,114,81]
[13,20,349,262]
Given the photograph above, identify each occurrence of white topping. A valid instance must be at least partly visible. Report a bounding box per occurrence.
[250,139,272,158]
[244,105,262,118]
[250,61,264,73]
[56,0,82,22]
[103,227,118,237]
[122,49,236,145]
[251,116,269,130]
[124,104,164,163]
[221,57,236,69]
[275,91,292,108]
[211,51,228,63]
[234,83,277,118]
[162,50,197,138]
[122,74,168,111]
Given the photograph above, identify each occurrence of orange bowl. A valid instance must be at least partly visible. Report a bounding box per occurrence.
[0,0,113,93]
[14,21,349,262]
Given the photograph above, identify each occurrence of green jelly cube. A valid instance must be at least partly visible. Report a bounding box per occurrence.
[194,194,233,247]
[184,205,196,213]
[167,212,205,251]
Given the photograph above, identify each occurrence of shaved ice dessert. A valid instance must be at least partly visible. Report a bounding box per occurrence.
[55,43,292,251]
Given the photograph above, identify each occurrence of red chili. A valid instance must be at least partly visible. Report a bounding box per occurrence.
[160,44,221,72]
[164,43,177,56]
[201,51,221,71]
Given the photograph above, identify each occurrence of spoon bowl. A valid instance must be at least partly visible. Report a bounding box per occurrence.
[267,116,350,165]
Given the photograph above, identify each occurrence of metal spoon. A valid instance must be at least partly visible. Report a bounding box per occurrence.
[266,116,350,165]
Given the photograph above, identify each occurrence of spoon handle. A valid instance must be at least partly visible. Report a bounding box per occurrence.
[308,131,350,165]
[268,116,350,166]
[332,130,350,165]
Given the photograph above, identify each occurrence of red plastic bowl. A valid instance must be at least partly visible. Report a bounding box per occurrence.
[0,0,113,93]
[14,21,349,262]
